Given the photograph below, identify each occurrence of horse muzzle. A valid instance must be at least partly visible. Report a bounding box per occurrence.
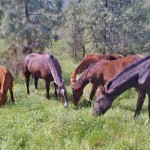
[63,101,68,107]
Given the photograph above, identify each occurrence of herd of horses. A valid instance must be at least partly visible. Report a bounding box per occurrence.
[1,52,150,121]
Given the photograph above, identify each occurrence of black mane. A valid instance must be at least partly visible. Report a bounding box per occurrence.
[47,54,62,85]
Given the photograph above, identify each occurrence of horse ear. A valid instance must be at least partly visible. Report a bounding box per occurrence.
[105,81,112,91]
[100,86,106,94]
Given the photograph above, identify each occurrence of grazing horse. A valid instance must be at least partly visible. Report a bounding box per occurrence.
[70,54,122,84]
[93,55,150,120]
[23,53,68,107]
[0,65,15,106]
[72,55,140,106]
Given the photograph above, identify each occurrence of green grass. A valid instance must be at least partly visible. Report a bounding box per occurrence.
[0,40,150,150]
[1,82,150,150]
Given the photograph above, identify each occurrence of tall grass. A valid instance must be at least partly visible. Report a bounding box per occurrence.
[0,40,150,150]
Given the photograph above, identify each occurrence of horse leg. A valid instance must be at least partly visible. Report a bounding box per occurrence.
[87,84,98,107]
[9,82,15,103]
[53,83,58,97]
[25,74,31,95]
[147,93,150,122]
[45,81,50,98]
[134,90,146,118]
[34,77,38,93]
[144,93,150,124]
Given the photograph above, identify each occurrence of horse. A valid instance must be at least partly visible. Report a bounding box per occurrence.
[70,54,122,85]
[0,65,15,106]
[22,53,68,107]
[72,55,140,106]
[93,55,150,121]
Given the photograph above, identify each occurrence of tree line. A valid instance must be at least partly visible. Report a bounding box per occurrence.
[0,0,149,59]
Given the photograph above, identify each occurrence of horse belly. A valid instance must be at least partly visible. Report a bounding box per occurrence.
[32,71,53,80]
[32,71,42,78]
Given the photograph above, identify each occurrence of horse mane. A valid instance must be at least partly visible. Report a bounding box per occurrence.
[47,54,62,86]
[74,64,94,90]
[106,55,150,90]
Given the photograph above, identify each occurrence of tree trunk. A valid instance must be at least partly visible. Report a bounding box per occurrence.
[24,1,29,21]
[81,44,86,58]
[103,0,108,54]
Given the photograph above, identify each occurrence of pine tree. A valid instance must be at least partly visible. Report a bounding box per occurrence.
[0,0,64,51]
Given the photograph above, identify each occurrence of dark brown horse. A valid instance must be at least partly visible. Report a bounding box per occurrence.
[23,53,68,107]
[72,55,140,106]
[70,54,122,84]
[0,65,14,106]
[93,55,150,121]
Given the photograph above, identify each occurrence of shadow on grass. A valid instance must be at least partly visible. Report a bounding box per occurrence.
[72,98,91,110]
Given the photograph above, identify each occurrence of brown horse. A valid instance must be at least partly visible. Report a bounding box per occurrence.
[72,55,141,106]
[23,53,68,107]
[70,54,122,84]
[93,55,150,121]
[0,65,15,106]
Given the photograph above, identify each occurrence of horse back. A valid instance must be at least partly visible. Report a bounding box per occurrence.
[75,54,121,74]
[23,53,52,78]
[86,55,140,83]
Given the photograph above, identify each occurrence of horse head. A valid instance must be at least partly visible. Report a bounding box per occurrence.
[72,87,83,106]
[92,89,113,116]
[0,91,7,105]
[56,79,68,107]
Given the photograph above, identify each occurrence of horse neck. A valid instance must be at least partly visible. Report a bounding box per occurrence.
[75,56,96,74]
[107,76,138,99]
[74,72,89,91]
[75,60,87,75]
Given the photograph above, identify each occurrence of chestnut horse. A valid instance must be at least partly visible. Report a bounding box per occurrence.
[70,54,122,84]
[93,55,150,121]
[0,65,15,106]
[23,53,68,107]
[72,55,140,106]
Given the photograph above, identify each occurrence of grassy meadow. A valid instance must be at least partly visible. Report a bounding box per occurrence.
[0,41,150,150]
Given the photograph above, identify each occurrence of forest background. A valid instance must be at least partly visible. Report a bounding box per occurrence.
[0,0,149,61]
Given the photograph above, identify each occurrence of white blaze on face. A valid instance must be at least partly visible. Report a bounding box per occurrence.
[60,88,68,107]
[64,101,68,107]
[60,89,65,96]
